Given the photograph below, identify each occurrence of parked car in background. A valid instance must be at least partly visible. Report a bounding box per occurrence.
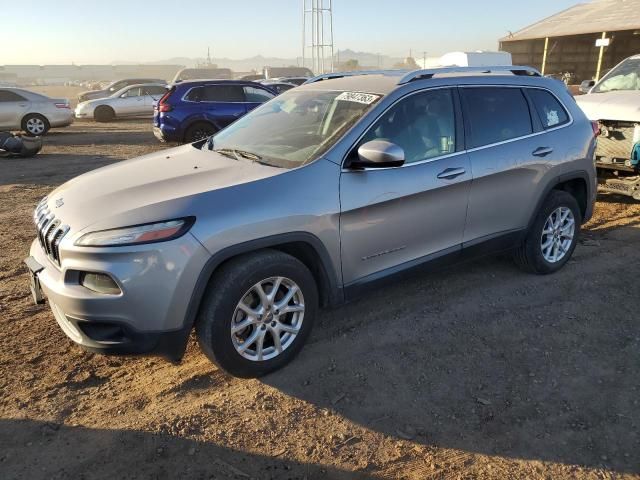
[26,67,597,378]
[259,80,297,94]
[172,68,233,83]
[75,83,167,122]
[263,66,313,79]
[278,77,310,86]
[239,74,266,82]
[153,80,276,142]
[77,78,165,102]
[576,54,640,200]
[0,87,72,135]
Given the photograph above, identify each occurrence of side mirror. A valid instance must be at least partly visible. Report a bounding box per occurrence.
[349,140,405,169]
[580,79,595,94]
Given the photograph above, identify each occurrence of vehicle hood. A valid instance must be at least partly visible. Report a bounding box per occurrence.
[46,143,285,234]
[575,91,640,122]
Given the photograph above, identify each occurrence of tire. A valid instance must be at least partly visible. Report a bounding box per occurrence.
[196,250,318,378]
[22,114,49,136]
[514,190,581,274]
[94,106,115,122]
[184,122,216,143]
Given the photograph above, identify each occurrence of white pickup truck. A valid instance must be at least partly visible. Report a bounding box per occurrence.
[576,54,640,200]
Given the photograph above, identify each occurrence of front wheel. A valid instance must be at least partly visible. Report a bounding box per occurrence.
[514,190,581,274]
[196,250,318,378]
[94,106,115,122]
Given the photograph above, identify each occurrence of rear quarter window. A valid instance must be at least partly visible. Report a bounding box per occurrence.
[527,88,570,129]
[461,87,533,148]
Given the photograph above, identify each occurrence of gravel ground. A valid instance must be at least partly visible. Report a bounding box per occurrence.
[0,115,638,480]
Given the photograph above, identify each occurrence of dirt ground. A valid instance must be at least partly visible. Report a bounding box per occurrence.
[0,113,639,479]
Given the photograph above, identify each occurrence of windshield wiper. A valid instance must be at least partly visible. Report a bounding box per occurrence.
[212,147,264,161]
[212,148,240,160]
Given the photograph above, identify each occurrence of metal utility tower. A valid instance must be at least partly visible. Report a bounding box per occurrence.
[302,0,334,74]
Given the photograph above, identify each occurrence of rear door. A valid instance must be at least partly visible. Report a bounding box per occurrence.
[460,86,550,243]
[243,85,276,113]
[0,90,29,129]
[192,85,247,128]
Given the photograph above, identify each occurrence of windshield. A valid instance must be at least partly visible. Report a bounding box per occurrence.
[593,58,640,93]
[207,89,382,168]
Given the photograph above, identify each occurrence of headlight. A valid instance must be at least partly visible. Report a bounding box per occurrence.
[75,218,194,247]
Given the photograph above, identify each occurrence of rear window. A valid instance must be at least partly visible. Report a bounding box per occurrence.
[527,88,569,129]
[185,85,244,102]
[461,87,533,148]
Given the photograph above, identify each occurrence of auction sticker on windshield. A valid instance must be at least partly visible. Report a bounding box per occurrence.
[336,92,380,104]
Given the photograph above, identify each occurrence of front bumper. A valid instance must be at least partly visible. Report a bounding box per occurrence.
[26,232,210,361]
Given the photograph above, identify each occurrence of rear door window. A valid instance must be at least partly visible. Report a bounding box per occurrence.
[527,88,570,129]
[144,86,167,96]
[461,87,533,148]
[244,86,275,103]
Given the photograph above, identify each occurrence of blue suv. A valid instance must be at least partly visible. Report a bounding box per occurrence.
[153,80,276,143]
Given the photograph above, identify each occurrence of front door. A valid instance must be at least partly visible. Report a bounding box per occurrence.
[339,88,471,286]
[117,86,145,116]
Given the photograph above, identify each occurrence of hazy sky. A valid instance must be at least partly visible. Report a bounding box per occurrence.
[2,0,578,64]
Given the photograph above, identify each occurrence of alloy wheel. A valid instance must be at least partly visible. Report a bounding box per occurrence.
[540,206,575,263]
[231,276,305,362]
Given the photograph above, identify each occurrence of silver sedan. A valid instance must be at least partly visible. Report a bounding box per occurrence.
[75,83,167,122]
[0,87,73,135]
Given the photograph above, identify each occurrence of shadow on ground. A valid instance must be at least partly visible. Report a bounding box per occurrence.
[263,225,640,475]
[0,419,362,480]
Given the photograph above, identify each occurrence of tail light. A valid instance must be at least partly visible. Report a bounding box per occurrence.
[591,121,600,137]
[158,89,173,113]
[55,102,70,109]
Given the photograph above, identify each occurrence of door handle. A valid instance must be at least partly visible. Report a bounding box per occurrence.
[437,167,466,180]
[532,147,553,157]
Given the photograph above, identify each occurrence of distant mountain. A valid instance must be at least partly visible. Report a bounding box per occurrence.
[111,49,405,73]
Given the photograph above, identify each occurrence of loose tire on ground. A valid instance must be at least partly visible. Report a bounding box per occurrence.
[196,250,318,378]
[22,114,50,136]
[94,106,115,122]
[514,189,581,274]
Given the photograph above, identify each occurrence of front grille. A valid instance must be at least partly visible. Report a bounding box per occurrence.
[33,197,70,266]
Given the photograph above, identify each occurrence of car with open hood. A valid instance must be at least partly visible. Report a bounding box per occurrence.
[576,54,640,200]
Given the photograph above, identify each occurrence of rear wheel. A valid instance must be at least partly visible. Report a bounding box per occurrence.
[94,106,115,122]
[196,250,318,378]
[184,122,216,143]
[514,190,581,274]
[22,114,49,136]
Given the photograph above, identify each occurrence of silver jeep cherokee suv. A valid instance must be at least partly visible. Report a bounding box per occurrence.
[25,66,597,378]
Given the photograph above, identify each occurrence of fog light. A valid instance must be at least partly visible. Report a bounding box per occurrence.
[80,272,121,295]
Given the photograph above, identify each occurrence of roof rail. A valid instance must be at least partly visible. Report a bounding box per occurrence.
[397,66,542,85]
[304,69,407,85]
